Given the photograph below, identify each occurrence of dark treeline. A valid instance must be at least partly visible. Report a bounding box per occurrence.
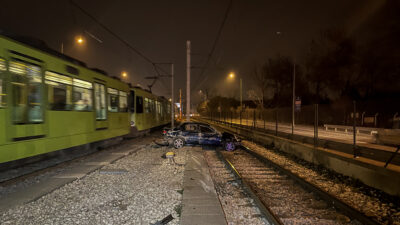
[198,1,400,127]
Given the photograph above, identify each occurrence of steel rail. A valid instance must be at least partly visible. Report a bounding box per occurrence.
[194,117,383,224]
[0,137,138,186]
[214,149,284,225]
[241,145,380,225]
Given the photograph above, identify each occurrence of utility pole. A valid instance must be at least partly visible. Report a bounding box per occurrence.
[240,78,243,111]
[61,42,64,54]
[186,40,191,121]
[292,61,296,135]
[171,64,174,128]
[179,89,182,120]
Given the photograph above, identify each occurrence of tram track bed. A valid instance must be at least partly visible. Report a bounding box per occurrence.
[0,134,187,225]
[0,136,145,198]
[217,149,356,225]
[237,140,400,225]
[203,149,271,225]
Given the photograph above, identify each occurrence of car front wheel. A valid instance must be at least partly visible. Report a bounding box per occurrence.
[173,138,185,149]
[224,142,235,151]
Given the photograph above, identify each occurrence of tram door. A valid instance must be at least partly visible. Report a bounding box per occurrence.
[94,82,108,130]
[8,53,46,141]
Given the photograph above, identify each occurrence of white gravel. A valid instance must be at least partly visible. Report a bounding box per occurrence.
[242,140,400,224]
[0,143,187,225]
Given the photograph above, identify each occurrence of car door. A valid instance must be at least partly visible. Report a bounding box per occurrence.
[182,123,200,144]
[199,125,220,145]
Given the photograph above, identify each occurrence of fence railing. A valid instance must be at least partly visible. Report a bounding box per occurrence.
[202,103,400,159]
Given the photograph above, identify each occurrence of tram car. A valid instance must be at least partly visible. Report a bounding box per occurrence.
[128,86,171,137]
[0,31,170,165]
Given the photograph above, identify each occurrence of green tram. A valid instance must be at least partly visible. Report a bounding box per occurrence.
[0,32,170,164]
[129,86,171,135]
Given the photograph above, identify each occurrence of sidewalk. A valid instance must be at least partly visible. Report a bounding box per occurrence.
[181,147,226,225]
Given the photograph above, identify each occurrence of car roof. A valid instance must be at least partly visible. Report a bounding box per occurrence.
[179,122,210,127]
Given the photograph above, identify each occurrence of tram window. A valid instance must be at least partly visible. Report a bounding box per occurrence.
[27,64,43,122]
[73,78,93,111]
[129,90,135,112]
[156,101,161,115]
[0,58,6,107]
[136,96,143,113]
[148,99,155,113]
[45,71,72,110]
[144,98,150,113]
[10,61,43,123]
[94,83,106,120]
[119,91,127,112]
[107,87,118,112]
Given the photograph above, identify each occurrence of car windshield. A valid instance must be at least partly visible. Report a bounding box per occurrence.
[200,126,214,133]
[183,123,198,132]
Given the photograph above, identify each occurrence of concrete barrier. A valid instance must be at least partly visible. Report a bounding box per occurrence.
[377,129,400,146]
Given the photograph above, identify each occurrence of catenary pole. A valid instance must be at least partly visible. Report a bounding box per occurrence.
[171,64,174,128]
[186,40,191,121]
[292,61,296,135]
[240,78,243,111]
[179,89,182,119]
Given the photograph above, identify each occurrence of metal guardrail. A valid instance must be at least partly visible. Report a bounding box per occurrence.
[324,124,378,135]
[196,116,400,167]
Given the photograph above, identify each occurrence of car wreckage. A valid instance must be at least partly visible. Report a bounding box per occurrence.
[161,122,241,151]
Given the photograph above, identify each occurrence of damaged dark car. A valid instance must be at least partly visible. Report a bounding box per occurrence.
[163,122,240,151]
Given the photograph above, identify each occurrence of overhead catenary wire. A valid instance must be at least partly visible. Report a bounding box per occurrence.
[192,0,233,92]
[69,0,170,91]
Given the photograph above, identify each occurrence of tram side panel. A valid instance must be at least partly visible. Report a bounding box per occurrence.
[0,35,130,164]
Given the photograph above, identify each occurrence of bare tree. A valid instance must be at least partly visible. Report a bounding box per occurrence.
[247,89,263,109]
[250,63,269,109]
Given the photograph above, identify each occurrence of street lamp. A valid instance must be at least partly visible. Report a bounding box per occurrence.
[76,36,84,44]
[227,72,242,111]
[121,71,128,79]
[60,35,85,54]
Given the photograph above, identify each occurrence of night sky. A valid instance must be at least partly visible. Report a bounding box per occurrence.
[0,0,386,104]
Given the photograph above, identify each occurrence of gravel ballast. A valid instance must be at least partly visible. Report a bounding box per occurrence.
[0,143,187,225]
[204,150,270,225]
[242,140,400,224]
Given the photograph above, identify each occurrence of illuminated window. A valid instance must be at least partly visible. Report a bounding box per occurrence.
[107,87,118,112]
[119,91,127,112]
[0,58,6,107]
[159,102,163,118]
[144,97,150,113]
[45,71,72,110]
[0,58,6,71]
[10,60,43,123]
[94,83,106,119]
[155,101,161,116]
[73,78,93,111]
[148,99,155,113]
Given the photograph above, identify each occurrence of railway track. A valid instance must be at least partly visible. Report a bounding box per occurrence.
[0,134,156,187]
[213,147,380,225]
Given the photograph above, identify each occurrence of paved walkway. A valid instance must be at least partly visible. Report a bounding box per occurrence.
[181,147,226,225]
